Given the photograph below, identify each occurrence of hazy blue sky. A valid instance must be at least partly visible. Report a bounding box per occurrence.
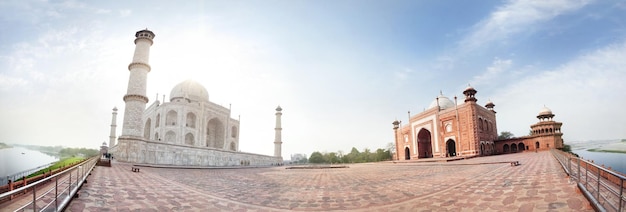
[1,0,625,158]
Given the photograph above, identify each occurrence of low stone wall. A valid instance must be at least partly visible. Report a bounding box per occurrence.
[111,138,281,167]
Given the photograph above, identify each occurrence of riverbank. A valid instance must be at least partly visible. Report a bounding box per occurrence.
[0,143,10,149]
[588,148,626,154]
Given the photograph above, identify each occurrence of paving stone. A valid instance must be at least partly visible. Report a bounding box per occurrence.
[50,151,597,211]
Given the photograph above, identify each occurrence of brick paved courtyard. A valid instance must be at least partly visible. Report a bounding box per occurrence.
[66,151,592,211]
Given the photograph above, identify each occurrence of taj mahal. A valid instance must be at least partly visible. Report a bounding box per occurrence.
[108,29,283,166]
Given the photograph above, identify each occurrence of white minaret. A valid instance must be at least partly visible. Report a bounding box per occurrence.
[108,107,118,148]
[118,29,155,162]
[274,106,283,159]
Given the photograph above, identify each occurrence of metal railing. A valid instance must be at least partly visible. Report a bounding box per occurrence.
[552,149,626,212]
[4,162,56,186]
[0,157,97,212]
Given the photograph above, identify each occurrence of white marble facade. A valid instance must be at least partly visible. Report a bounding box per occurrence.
[111,29,281,166]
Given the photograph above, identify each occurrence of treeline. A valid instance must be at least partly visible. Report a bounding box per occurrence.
[309,147,392,164]
[0,142,10,149]
[14,144,99,158]
[59,147,100,157]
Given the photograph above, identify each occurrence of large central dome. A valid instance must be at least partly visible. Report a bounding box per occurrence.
[170,80,209,103]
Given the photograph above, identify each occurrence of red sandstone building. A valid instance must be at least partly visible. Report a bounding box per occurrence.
[392,86,563,160]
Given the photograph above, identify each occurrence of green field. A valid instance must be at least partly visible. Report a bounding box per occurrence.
[27,157,85,178]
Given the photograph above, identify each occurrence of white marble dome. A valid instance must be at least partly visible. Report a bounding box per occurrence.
[428,94,455,110]
[538,106,553,116]
[170,80,209,103]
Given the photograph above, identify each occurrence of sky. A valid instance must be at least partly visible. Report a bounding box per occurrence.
[1,0,625,159]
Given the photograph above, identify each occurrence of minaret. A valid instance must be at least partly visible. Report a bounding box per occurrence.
[109,107,118,148]
[274,106,283,159]
[118,29,155,162]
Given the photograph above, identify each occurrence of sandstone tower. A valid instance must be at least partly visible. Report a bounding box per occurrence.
[117,29,155,162]
[274,106,283,160]
[109,107,118,148]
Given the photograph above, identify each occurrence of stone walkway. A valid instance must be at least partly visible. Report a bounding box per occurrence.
[65,151,592,211]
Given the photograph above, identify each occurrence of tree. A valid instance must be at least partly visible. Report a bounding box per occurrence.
[309,151,325,163]
[498,131,514,140]
[386,142,396,157]
[375,148,391,161]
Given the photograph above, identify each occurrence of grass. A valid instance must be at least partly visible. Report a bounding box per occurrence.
[27,156,85,178]
[587,148,626,154]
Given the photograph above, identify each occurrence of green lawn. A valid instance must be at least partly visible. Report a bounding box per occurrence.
[27,157,85,178]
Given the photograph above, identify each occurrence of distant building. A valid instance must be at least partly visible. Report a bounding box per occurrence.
[290,153,307,163]
[392,86,563,160]
[494,107,564,152]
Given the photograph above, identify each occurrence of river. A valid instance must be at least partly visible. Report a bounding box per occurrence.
[573,149,626,175]
[0,146,59,181]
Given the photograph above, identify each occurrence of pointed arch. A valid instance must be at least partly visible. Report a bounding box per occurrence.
[166,110,178,126]
[206,118,225,149]
[230,142,237,151]
[446,139,456,157]
[165,131,176,144]
[186,112,196,128]
[144,118,151,140]
[417,128,433,158]
[185,133,195,146]
[231,126,238,138]
[404,147,411,160]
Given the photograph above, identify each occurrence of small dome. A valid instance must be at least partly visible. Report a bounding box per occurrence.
[170,80,209,103]
[428,94,455,110]
[538,106,553,116]
[276,105,282,111]
[485,99,494,107]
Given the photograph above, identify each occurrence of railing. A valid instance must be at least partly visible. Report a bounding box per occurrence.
[0,156,97,212]
[551,149,626,212]
[4,162,56,186]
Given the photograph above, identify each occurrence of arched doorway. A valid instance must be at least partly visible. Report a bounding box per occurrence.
[535,141,540,150]
[404,147,411,160]
[417,129,433,158]
[503,144,510,153]
[446,139,456,157]
[511,144,518,153]
[480,143,485,156]
[518,143,525,152]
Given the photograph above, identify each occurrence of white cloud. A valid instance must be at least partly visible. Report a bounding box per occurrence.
[0,74,28,91]
[493,38,626,141]
[461,0,593,50]
[470,58,513,87]
[119,9,131,17]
